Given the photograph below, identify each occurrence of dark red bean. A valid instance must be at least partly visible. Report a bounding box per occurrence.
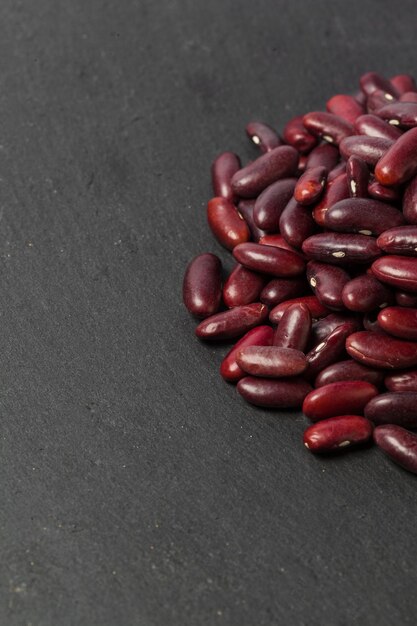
[354,90,367,106]
[310,313,362,346]
[304,415,373,452]
[399,91,417,103]
[377,226,417,256]
[378,306,417,340]
[342,274,394,313]
[183,253,222,318]
[324,198,405,237]
[395,291,417,307]
[302,233,381,265]
[346,156,369,198]
[306,143,340,171]
[253,178,297,231]
[339,136,394,166]
[372,256,417,293]
[362,312,384,333]
[233,242,305,277]
[390,74,416,95]
[385,369,417,392]
[365,392,417,428]
[368,180,401,203]
[307,261,350,310]
[377,102,417,128]
[297,154,308,174]
[302,380,378,421]
[238,199,268,242]
[260,277,306,307]
[366,89,397,115]
[259,234,303,255]
[373,425,417,474]
[402,175,417,224]
[231,146,299,198]
[236,346,307,378]
[223,264,267,308]
[303,111,355,145]
[360,72,399,98]
[270,296,329,324]
[305,322,355,380]
[273,303,311,350]
[237,376,312,408]
[279,198,317,249]
[375,127,417,186]
[207,197,250,250]
[211,152,241,203]
[326,94,365,125]
[315,359,385,388]
[282,115,317,154]
[245,121,282,153]
[327,162,347,182]
[294,166,327,205]
[312,173,350,227]
[346,331,417,369]
[220,325,274,383]
[196,303,269,341]
[354,114,402,141]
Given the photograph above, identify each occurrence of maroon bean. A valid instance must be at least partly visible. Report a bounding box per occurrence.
[342,274,394,313]
[183,253,222,318]
[238,199,268,242]
[372,256,417,293]
[305,322,355,380]
[207,197,250,250]
[362,311,383,333]
[354,114,402,141]
[220,325,274,383]
[375,128,417,186]
[237,376,312,408]
[377,226,417,256]
[236,346,307,377]
[365,392,417,428]
[346,156,369,198]
[403,174,417,225]
[390,74,417,95]
[312,173,350,227]
[324,198,404,237]
[297,154,308,174]
[260,277,306,307]
[399,91,417,104]
[269,296,330,324]
[245,121,282,153]
[253,178,297,231]
[302,380,378,421]
[373,425,417,474]
[310,313,362,346]
[346,330,417,369]
[223,264,267,308]
[378,306,417,340]
[327,162,347,182]
[196,303,269,341]
[326,94,365,124]
[279,198,317,249]
[211,152,241,203]
[307,261,350,310]
[231,146,299,198]
[294,166,327,205]
[306,143,340,171]
[339,136,394,166]
[360,72,399,98]
[304,415,373,452]
[233,242,305,277]
[368,180,401,203]
[366,89,397,115]
[282,115,317,154]
[385,369,417,392]
[273,303,311,350]
[315,359,384,388]
[395,291,417,307]
[302,233,381,265]
[259,234,303,255]
[377,102,417,128]
[303,111,355,145]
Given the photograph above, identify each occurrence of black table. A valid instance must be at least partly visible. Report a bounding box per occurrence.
[1,1,416,624]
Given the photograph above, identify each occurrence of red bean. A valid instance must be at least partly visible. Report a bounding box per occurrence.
[372,256,417,293]
[279,198,317,249]
[273,303,311,350]
[378,306,417,340]
[220,326,274,383]
[305,322,354,380]
[253,178,297,231]
[346,156,369,198]
[304,415,373,453]
[324,198,405,237]
[339,136,394,166]
[259,234,303,255]
[327,162,347,182]
[231,146,299,198]
[354,114,402,141]
[233,242,305,277]
[207,197,250,250]
[342,274,394,313]
[307,261,350,310]
[310,313,362,346]
[365,392,417,428]
[297,154,308,174]
[245,121,282,153]
[399,91,417,104]
[223,264,267,308]
[377,226,417,256]
[183,253,222,318]
[326,94,365,124]
[368,180,400,203]
[375,127,417,186]
[390,74,416,95]
[294,166,327,205]
[366,89,397,114]
[302,233,381,265]
[402,175,417,225]
[282,115,317,154]
[260,277,306,307]
[236,346,307,377]
[303,111,355,145]
[237,376,312,408]
[269,296,329,324]
[377,102,417,128]
[302,380,378,421]
[346,330,417,369]
[395,291,417,307]
[315,359,384,388]
[306,143,340,171]
[362,312,383,333]
[211,152,241,203]
[238,199,268,242]
[196,303,269,340]
[312,173,349,227]
[360,71,399,98]
[385,369,417,393]
[373,425,417,474]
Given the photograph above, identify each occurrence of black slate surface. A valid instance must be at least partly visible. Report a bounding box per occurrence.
[1,1,416,624]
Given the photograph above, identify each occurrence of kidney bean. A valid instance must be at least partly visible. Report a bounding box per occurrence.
[270,296,329,324]
[390,74,417,95]
[245,121,282,152]
[307,261,350,310]
[233,242,305,277]
[273,303,311,350]
[294,166,327,205]
[327,162,347,182]
[211,152,241,203]
[254,178,297,231]
[196,303,269,340]
[302,380,378,421]
[326,94,365,124]
[306,143,340,171]
[297,154,308,174]
[315,359,384,388]
[283,115,317,154]
[342,274,394,313]
[368,180,401,203]
[372,256,417,292]
[236,346,307,378]
[223,264,267,308]
[312,173,350,227]
[304,415,373,453]
[305,322,355,380]
[373,425,417,474]
[231,146,299,198]
[279,198,317,249]
[360,71,399,98]
[354,114,402,141]
[220,325,275,382]
[302,233,381,265]
[324,198,405,237]
[183,253,222,318]
[399,91,417,103]
[375,127,417,186]
[377,226,417,255]
[403,174,417,225]
[259,234,303,255]
[238,199,268,242]
[303,111,355,145]
[260,277,306,307]
[339,136,394,166]
[207,197,250,250]
[366,89,397,114]
[385,369,417,392]
[346,156,369,198]
[378,306,417,340]
[377,102,417,128]
[237,376,312,408]
[346,331,417,369]
[354,90,367,106]
[310,313,362,346]
[395,291,417,307]
[362,311,383,333]
[365,392,417,428]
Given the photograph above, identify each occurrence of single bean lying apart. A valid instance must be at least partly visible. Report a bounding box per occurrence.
[183,70,417,476]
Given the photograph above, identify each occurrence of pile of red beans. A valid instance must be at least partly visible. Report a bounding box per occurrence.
[183,72,417,475]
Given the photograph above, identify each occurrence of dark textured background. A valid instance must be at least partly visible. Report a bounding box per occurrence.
[0,1,416,624]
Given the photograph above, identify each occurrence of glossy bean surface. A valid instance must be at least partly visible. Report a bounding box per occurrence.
[339,136,394,166]
[196,303,269,340]
[367,180,400,203]
[326,94,365,124]
[305,322,354,379]
[324,198,404,237]
[283,115,317,153]
[306,143,339,171]
[223,264,267,308]
[302,380,378,421]
[312,173,349,227]
[211,152,241,203]
[260,277,306,307]
[279,198,317,249]
[238,200,267,242]
[303,111,354,145]
[366,89,397,114]
[246,121,282,152]
[270,296,329,324]
[236,346,307,377]
[403,175,417,225]
[233,242,305,277]
[372,256,417,293]
[354,114,402,141]
[254,178,296,231]
[346,156,369,198]
[360,71,399,98]
[385,369,417,392]
[342,274,393,313]
[294,166,327,205]
[237,376,312,408]
[304,415,373,452]
[390,74,417,95]
[310,313,362,346]
[207,197,250,250]
[302,233,381,265]
[395,291,417,307]
[183,253,222,318]
[231,146,299,198]
[273,303,311,350]
[377,226,417,256]
[315,359,384,388]
[307,261,350,310]
[346,331,417,369]
[377,102,417,128]
[375,127,417,186]
[365,392,417,428]
[220,326,274,382]
[374,425,417,474]
[378,306,417,340]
